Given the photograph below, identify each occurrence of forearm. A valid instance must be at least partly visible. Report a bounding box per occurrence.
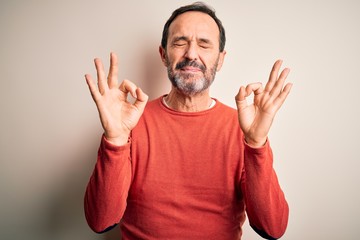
[241,140,289,239]
[84,135,132,233]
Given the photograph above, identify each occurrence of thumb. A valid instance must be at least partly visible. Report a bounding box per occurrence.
[235,86,247,110]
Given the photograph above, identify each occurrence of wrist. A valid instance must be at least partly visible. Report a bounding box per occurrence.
[104,132,130,146]
[244,136,267,148]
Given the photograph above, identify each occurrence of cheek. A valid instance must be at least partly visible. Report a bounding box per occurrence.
[167,59,177,69]
[207,54,221,70]
[168,57,182,70]
[199,52,216,65]
[165,53,176,67]
[168,48,186,61]
[203,59,216,71]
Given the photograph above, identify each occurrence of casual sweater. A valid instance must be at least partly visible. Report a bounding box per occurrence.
[84,96,289,239]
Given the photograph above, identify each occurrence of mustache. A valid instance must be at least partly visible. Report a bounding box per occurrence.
[175,60,206,72]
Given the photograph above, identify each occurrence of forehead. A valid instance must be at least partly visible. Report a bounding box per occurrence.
[168,11,220,40]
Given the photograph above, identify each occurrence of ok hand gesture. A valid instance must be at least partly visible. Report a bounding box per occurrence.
[235,60,292,147]
[85,53,148,145]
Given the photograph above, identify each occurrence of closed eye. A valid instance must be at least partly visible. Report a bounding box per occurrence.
[198,38,213,49]
[172,36,188,47]
[199,44,210,49]
[174,42,186,47]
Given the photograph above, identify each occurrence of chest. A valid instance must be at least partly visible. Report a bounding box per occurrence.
[129,116,244,202]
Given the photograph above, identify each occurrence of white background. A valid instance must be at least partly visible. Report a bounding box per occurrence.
[1,0,359,239]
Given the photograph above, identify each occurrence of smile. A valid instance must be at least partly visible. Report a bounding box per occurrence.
[180,66,202,73]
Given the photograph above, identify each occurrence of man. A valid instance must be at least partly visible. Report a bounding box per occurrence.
[84,2,292,239]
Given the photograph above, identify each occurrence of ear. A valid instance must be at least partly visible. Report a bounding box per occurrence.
[216,50,227,72]
[159,46,168,67]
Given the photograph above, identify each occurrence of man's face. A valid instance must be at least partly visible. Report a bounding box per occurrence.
[160,11,226,95]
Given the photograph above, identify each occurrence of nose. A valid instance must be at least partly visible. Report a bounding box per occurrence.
[184,42,199,61]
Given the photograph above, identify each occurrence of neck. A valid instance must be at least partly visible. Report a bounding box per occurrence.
[164,88,212,112]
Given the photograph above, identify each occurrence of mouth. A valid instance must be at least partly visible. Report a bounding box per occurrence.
[180,66,202,73]
[175,60,206,73]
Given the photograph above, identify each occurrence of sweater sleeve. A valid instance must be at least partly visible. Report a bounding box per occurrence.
[84,135,132,233]
[240,140,289,239]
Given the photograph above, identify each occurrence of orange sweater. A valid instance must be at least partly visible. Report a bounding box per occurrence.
[85,97,289,239]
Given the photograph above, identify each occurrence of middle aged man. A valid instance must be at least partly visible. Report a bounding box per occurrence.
[84,2,292,239]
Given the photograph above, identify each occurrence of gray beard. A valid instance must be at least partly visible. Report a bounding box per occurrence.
[170,73,213,95]
[167,64,218,96]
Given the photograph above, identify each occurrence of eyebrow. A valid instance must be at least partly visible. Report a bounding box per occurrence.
[172,36,213,45]
[198,38,212,45]
[172,36,188,43]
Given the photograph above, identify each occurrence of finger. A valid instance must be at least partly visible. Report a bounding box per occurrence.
[269,67,290,97]
[94,58,108,94]
[273,82,293,108]
[107,52,119,88]
[119,79,138,98]
[265,59,282,92]
[133,87,149,111]
[235,86,247,110]
[245,82,263,96]
[85,74,101,102]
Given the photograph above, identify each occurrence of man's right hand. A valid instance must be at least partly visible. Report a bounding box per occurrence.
[85,52,148,146]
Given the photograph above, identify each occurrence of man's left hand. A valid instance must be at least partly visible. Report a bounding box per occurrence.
[235,60,293,148]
